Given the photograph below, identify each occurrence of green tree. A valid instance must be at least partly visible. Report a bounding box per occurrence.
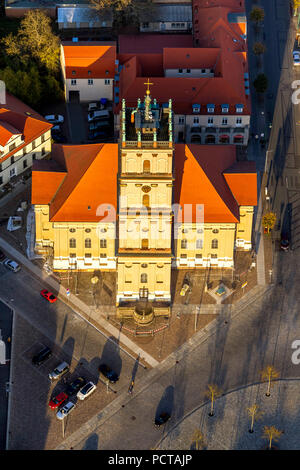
[90,0,154,28]
[250,6,265,25]
[2,10,60,73]
[253,73,268,93]
[253,42,266,55]
[262,212,276,234]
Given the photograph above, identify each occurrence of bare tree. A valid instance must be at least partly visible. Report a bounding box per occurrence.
[191,429,206,450]
[260,365,280,397]
[205,384,222,417]
[247,403,264,433]
[262,425,283,450]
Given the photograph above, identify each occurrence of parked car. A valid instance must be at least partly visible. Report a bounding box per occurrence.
[32,346,52,366]
[280,234,290,251]
[77,381,97,400]
[49,361,70,380]
[293,51,300,66]
[3,259,20,273]
[89,120,110,131]
[98,364,119,383]
[40,289,57,303]
[45,114,64,124]
[56,400,76,420]
[48,391,68,410]
[88,102,104,112]
[66,377,86,395]
[88,130,107,141]
[0,250,6,262]
[155,412,171,427]
[87,110,110,122]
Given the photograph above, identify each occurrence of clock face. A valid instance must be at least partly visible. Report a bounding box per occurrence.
[142,185,151,193]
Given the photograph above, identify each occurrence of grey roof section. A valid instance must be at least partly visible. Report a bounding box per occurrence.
[141,3,192,22]
[227,12,246,23]
[57,6,113,23]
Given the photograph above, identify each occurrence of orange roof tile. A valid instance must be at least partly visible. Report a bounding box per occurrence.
[32,143,118,222]
[174,144,256,223]
[0,121,21,147]
[223,161,257,206]
[62,42,116,79]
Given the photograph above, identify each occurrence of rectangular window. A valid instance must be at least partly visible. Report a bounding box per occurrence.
[0,176,2,185]
[178,116,184,124]
[88,79,94,85]
[222,118,228,125]
[11,156,15,164]
[9,142,16,152]
[10,168,16,178]
[211,254,218,258]
[196,254,202,258]
[236,118,242,125]
[208,117,214,124]
[23,159,27,169]
[193,117,199,123]
[69,253,76,258]
[32,141,36,150]
[100,239,107,248]
[178,68,183,74]
[105,79,110,85]
[186,68,191,73]
[142,22,149,28]
[71,79,77,85]
[42,148,46,156]
[41,134,45,143]
[100,253,107,258]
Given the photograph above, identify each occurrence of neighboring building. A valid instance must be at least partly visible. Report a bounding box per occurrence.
[57,6,113,30]
[113,0,250,146]
[32,87,257,322]
[60,42,116,103]
[139,3,193,32]
[0,93,52,187]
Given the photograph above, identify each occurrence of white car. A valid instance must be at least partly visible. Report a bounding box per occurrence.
[56,401,76,420]
[77,381,97,400]
[48,361,70,380]
[44,114,64,124]
[4,259,20,273]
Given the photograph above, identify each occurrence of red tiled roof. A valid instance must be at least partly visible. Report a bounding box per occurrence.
[62,42,117,79]
[118,34,194,54]
[32,143,118,222]
[0,92,52,163]
[163,47,221,70]
[0,121,22,147]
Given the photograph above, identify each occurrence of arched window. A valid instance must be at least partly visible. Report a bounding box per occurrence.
[85,238,92,248]
[196,239,203,249]
[143,160,150,173]
[69,238,76,248]
[211,239,218,249]
[141,273,148,283]
[100,239,107,248]
[181,239,188,249]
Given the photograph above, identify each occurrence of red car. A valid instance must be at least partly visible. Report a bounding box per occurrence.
[40,289,57,303]
[48,392,68,410]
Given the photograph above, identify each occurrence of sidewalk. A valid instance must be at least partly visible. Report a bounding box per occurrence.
[156,379,300,450]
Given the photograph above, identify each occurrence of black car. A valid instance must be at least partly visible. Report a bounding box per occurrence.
[155,412,171,427]
[89,120,110,131]
[66,377,86,395]
[98,364,119,383]
[280,234,290,251]
[32,346,52,366]
[52,131,65,143]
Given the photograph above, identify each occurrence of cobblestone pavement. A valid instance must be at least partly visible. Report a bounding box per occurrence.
[156,379,300,450]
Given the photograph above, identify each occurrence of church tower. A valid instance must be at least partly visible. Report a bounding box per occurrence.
[116,81,173,323]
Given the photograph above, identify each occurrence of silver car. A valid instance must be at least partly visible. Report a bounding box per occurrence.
[49,361,69,380]
[56,400,76,420]
[4,259,20,272]
[77,381,97,400]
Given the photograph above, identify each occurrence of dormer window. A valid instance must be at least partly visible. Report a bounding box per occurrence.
[72,70,76,75]
[236,104,244,113]
[207,104,215,113]
[221,104,229,113]
[192,103,201,113]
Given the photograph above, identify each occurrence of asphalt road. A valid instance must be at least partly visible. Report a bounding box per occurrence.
[0,263,148,449]
[0,300,12,450]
